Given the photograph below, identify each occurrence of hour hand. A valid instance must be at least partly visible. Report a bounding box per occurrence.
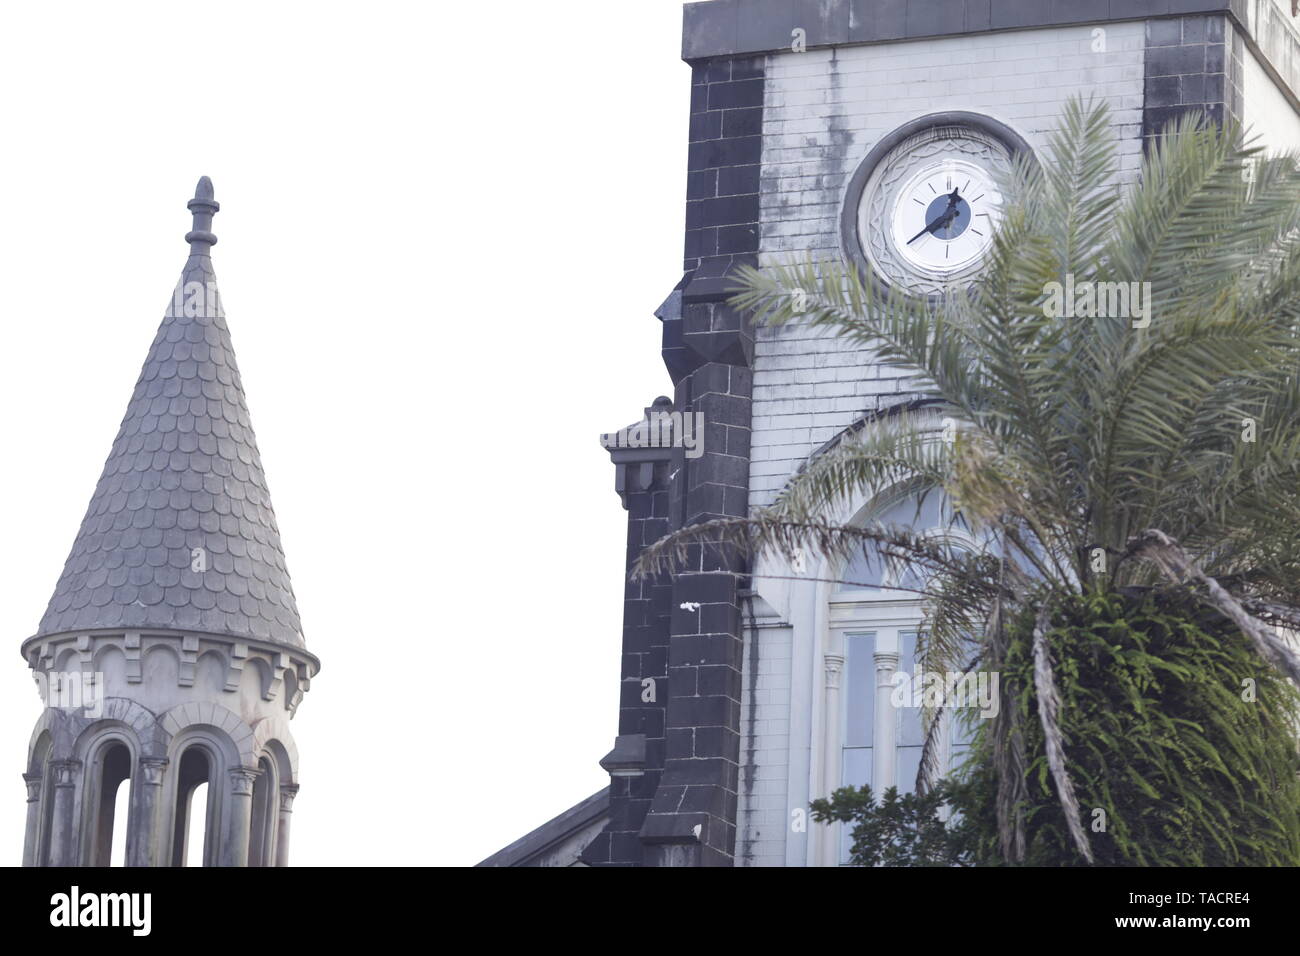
[907,208,956,244]
[906,223,933,245]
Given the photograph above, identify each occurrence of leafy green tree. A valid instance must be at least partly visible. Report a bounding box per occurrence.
[811,781,972,867]
[636,99,1300,864]
[817,590,1300,866]
[957,590,1300,866]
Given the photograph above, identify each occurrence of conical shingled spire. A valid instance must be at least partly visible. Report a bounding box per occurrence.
[35,178,304,648]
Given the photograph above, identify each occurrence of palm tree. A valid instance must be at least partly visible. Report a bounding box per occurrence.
[635,97,1300,864]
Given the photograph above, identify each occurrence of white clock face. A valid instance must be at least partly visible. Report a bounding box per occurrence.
[890,161,1000,275]
[848,121,1017,296]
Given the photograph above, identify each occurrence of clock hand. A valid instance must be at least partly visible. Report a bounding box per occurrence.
[907,206,959,244]
[907,188,965,244]
[937,188,963,237]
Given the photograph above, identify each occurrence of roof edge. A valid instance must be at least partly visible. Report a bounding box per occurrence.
[475,787,610,867]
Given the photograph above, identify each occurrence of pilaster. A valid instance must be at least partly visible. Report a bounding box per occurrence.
[819,653,845,867]
[22,773,43,867]
[222,767,259,867]
[873,650,900,794]
[129,756,169,867]
[48,759,82,867]
[276,784,299,867]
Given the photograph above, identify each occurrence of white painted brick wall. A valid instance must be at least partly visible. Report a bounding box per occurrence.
[751,23,1146,508]
[1243,36,1300,154]
[736,622,792,867]
[736,23,1146,867]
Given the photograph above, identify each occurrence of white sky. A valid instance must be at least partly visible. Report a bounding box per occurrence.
[0,0,690,866]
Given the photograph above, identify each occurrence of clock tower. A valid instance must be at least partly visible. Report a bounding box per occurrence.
[482,0,1300,867]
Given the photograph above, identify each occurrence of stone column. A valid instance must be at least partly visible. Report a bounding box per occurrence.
[873,651,900,797]
[275,784,299,867]
[636,263,754,867]
[48,759,81,867]
[129,757,169,867]
[820,654,845,867]
[21,774,43,867]
[582,402,674,867]
[222,767,258,867]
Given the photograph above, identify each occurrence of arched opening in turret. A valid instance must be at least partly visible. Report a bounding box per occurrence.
[111,772,130,865]
[28,732,54,867]
[185,784,208,867]
[171,747,215,867]
[248,756,277,867]
[88,742,132,867]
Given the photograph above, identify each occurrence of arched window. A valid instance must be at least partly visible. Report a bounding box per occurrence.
[837,492,971,593]
[185,784,208,867]
[247,757,277,867]
[28,734,54,867]
[171,748,215,867]
[827,490,986,863]
[87,741,132,867]
[112,780,130,866]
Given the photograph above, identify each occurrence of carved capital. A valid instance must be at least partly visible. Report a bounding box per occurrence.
[139,757,169,787]
[873,650,900,674]
[279,784,300,813]
[228,767,260,797]
[51,759,81,788]
[823,654,845,690]
[22,773,43,803]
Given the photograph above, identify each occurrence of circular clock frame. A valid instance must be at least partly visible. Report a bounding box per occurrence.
[839,111,1035,297]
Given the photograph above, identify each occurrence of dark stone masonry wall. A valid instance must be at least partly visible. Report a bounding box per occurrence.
[1143,13,1246,145]
[584,50,763,866]
[580,428,674,867]
[685,55,765,278]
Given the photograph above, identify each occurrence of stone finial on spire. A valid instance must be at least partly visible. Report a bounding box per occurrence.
[185,176,219,251]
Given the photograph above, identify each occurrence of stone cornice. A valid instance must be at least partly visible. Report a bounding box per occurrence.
[681,1,1254,61]
[21,627,321,677]
[21,628,317,715]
